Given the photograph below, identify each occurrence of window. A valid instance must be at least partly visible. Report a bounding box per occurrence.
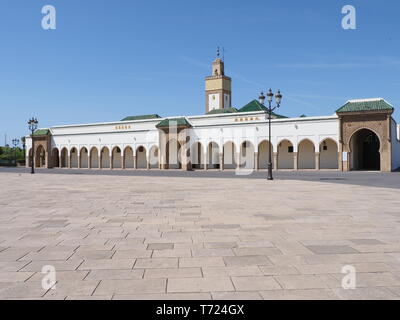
[323,145,328,151]
[288,146,294,153]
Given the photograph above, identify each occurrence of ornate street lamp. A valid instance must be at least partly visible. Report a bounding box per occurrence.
[28,117,39,174]
[12,138,19,167]
[259,89,283,180]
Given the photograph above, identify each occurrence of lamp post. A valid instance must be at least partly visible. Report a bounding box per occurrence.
[28,117,39,174]
[259,89,283,180]
[12,138,19,167]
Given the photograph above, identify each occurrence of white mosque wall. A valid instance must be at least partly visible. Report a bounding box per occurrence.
[391,120,400,170]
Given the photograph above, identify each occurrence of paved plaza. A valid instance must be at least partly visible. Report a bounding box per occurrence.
[1,170,400,300]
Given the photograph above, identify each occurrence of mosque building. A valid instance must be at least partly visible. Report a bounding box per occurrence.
[26,54,400,172]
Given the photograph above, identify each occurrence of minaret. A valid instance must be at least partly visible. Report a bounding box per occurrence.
[205,48,232,113]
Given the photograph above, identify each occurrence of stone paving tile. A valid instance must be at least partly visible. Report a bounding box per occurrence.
[231,276,281,291]
[113,293,212,300]
[202,266,263,277]
[28,270,89,282]
[134,258,178,269]
[152,249,192,258]
[112,249,152,259]
[306,245,360,255]
[79,259,135,270]
[0,282,49,298]
[44,280,100,298]
[274,275,333,290]
[204,242,238,249]
[2,172,400,299]
[260,289,340,300]
[20,259,84,272]
[168,277,234,293]
[70,250,115,260]
[223,255,272,267]
[179,257,225,268]
[233,247,282,257]
[147,243,174,250]
[0,261,30,272]
[66,295,113,300]
[192,248,234,257]
[84,269,144,280]
[211,291,263,300]
[94,279,167,295]
[333,287,400,300]
[0,272,34,282]
[259,266,299,276]
[144,268,202,279]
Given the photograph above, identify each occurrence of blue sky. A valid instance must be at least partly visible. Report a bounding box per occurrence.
[1,0,400,145]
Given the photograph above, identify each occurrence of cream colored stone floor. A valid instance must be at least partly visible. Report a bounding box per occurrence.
[1,172,400,300]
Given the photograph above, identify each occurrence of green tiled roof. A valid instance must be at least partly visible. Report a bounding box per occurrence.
[239,100,287,118]
[33,129,50,136]
[336,99,394,113]
[156,117,192,128]
[121,114,161,121]
[206,107,238,115]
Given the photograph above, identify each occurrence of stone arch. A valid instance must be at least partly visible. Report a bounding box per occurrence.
[52,148,60,168]
[35,145,46,168]
[100,147,110,169]
[298,139,316,169]
[60,147,68,168]
[320,139,339,169]
[124,146,134,169]
[148,145,159,169]
[112,146,122,169]
[223,141,236,169]
[191,142,204,169]
[136,145,147,169]
[277,139,294,169]
[90,147,99,169]
[80,147,89,169]
[240,141,255,169]
[207,142,220,169]
[70,147,79,168]
[258,140,273,169]
[349,128,381,171]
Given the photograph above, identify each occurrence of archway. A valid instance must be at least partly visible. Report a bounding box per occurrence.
[148,145,159,169]
[35,145,46,168]
[191,142,204,169]
[136,146,147,169]
[298,139,315,169]
[350,129,381,171]
[166,139,181,169]
[112,147,122,169]
[240,141,255,169]
[90,147,99,168]
[70,148,79,168]
[60,148,68,168]
[320,139,339,169]
[124,147,134,169]
[258,141,273,169]
[80,147,89,169]
[223,141,236,169]
[101,147,110,169]
[277,140,294,169]
[52,148,60,168]
[208,142,220,169]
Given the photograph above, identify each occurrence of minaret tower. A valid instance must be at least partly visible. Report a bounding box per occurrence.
[205,48,232,113]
